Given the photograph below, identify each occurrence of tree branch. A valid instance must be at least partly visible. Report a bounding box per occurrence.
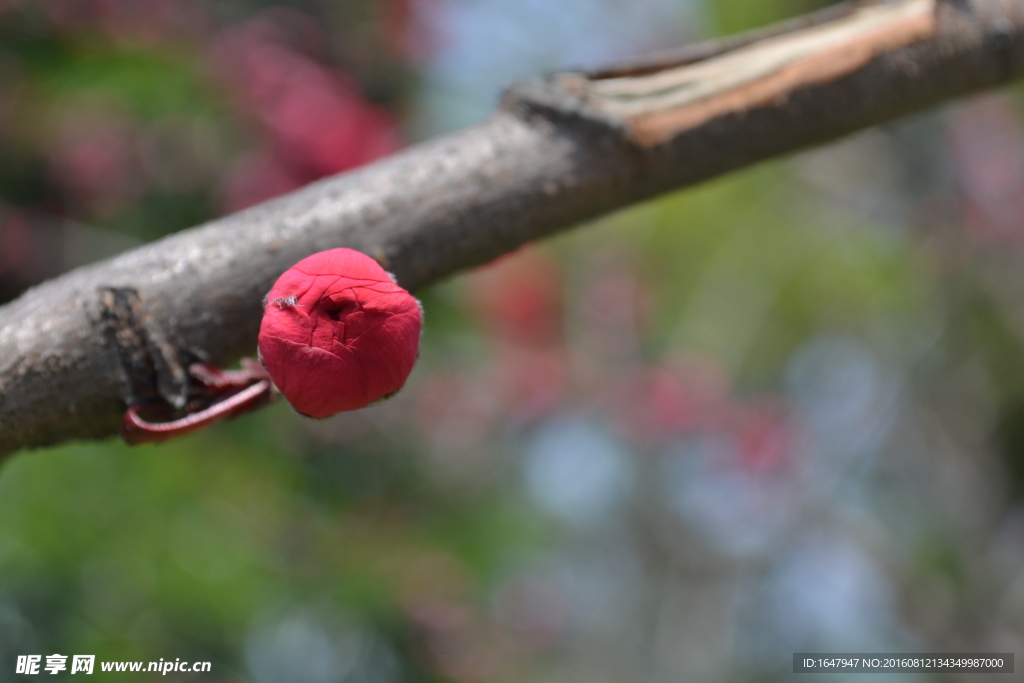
[2,0,1022,457]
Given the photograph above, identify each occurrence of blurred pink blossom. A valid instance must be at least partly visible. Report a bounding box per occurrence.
[488,344,568,419]
[732,396,794,472]
[0,211,29,273]
[576,258,653,365]
[468,249,563,347]
[211,9,400,212]
[47,115,142,217]
[219,150,305,215]
[610,353,731,443]
[949,95,1024,246]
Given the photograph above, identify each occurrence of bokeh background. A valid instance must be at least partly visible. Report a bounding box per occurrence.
[1,0,1023,681]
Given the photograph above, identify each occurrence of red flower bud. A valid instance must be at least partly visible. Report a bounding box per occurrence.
[258,248,422,418]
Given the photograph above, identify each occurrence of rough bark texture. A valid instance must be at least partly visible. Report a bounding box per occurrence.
[2,0,1024,457]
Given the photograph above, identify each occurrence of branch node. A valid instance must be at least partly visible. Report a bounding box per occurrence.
[99,287,189,410]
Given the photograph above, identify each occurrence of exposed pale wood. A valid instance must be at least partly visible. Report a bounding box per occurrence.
[587,0,938,143]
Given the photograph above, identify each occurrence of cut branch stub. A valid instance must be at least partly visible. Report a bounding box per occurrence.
[582,0,939,145]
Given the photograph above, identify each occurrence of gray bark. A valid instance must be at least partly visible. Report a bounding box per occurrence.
[1,0,1023,457]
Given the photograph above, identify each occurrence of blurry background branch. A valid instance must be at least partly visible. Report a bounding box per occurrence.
[1,0,1023,456]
